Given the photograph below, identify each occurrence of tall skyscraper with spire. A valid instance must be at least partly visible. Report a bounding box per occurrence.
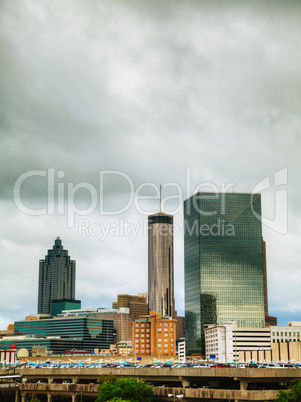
[148,187,175,317]
[38,237,76,315]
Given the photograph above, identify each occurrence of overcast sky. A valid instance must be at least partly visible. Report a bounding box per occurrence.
[1,0,300,329]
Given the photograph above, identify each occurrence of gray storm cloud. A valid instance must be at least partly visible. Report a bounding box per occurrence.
[0,0,300,327]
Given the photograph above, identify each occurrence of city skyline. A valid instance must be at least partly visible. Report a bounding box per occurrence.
[1,1,300,330]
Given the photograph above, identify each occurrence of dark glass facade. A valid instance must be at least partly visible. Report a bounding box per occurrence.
[184,192,265,350]
[38,237,76,315]
[10,317,114,353]
[51,299,81,316]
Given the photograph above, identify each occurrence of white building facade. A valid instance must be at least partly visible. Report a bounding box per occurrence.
[205,322,271,363]
[271,323,301,343]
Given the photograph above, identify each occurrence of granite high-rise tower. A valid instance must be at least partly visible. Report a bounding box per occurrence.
[184,192,266,351]
[38,237,76,315]
[148,213,175,317]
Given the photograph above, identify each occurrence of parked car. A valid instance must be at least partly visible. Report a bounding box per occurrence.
[246,363,259,368]
[212,363,231,368]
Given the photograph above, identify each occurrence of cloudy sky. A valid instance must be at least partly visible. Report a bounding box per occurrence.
[1,0,300,329]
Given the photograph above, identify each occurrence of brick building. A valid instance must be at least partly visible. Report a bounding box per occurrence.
[132,311,176,357]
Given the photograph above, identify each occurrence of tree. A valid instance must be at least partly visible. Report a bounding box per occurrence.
[96,375,153,402]
[275,380,301,401]
[108,399,131,402]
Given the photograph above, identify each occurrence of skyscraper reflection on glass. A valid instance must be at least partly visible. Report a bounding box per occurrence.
[184,192,265,351]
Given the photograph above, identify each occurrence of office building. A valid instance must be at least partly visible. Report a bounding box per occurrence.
[184,192,266,351]
[262,239,268,316]
[148,213,175,318]
[271,323,301,343]
[205,322,301,363]
[132,311,176,357]
[174,311,185,340]
[0,316,114,354]
[112,294,148,319]
[205,322,271,363]
[59,307,131,345]
[51,299,81,316]
[38,237,76,315]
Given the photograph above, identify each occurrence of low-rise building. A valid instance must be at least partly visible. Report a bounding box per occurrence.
[58,307,131,345]
[132,311,176,357]
[177,339,186,362]
[0,316,114,355]
[117,341,132,358]
[271,323,301,343]
[205,322,301,363]
[205,322,271,363]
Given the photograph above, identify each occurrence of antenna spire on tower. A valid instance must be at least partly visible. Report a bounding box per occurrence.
[160,184,162,213]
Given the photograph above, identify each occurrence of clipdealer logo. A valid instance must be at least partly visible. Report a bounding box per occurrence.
[13,168,288,238]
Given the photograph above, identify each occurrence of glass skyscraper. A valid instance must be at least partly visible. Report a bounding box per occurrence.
[38,237,76,315]
[148,213,175,317]
[184,192,265,350]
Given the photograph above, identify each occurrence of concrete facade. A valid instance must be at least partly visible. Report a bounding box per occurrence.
[205,322,271,362]
[206,321,301,363]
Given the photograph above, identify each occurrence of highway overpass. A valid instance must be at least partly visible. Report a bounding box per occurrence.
[1,366,300,401]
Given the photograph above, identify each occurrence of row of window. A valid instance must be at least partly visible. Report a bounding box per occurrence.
[134,322,173,327]
[272,332,301,337]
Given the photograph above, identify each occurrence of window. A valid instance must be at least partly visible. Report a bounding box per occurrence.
[158,343,162,347]
[158,339,161,342]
